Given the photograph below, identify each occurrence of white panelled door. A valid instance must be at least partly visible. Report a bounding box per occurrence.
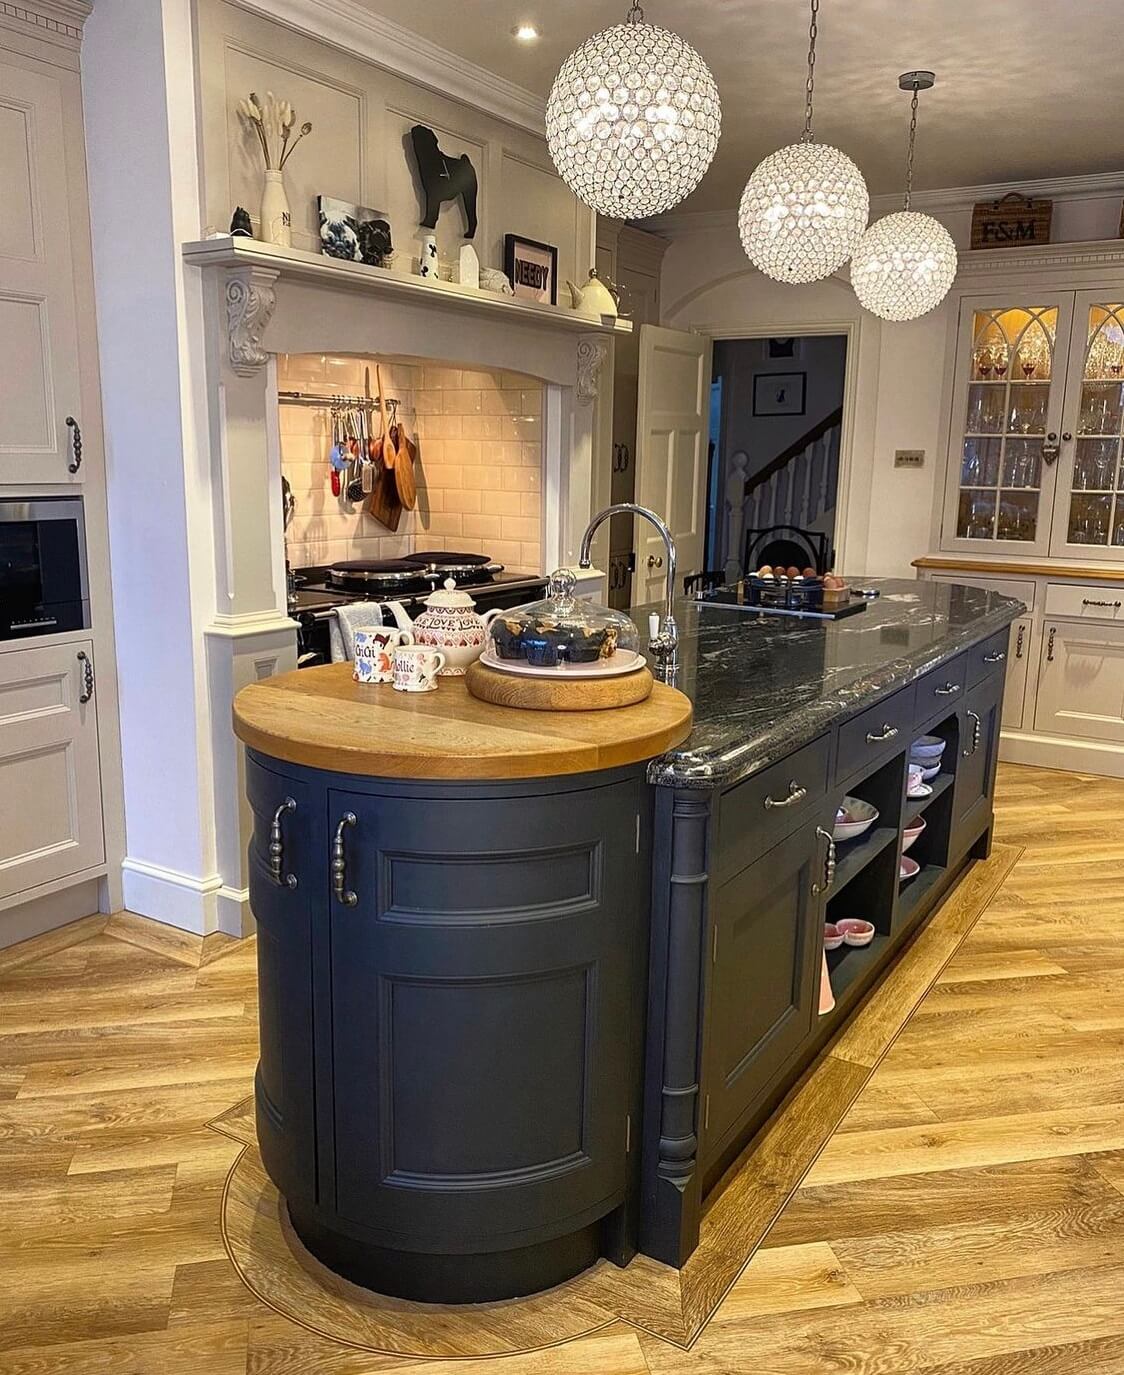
[0,59,82,484]
[634,325,712,605]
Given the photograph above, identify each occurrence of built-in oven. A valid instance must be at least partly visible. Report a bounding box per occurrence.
[0,497,90,641]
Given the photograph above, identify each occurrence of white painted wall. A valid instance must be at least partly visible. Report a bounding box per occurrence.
[657,182,1124,578]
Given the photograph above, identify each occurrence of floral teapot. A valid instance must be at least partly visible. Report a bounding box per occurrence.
[387,579,500,676]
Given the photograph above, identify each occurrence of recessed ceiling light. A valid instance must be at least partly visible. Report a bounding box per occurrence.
[512,23,539,41]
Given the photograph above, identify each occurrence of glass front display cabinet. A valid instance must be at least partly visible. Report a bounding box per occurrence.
[942,291,1124,560]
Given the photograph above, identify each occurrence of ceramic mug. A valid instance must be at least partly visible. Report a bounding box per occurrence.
[353,627,414,685]
[393,644,446,692]
[907,762,925,794]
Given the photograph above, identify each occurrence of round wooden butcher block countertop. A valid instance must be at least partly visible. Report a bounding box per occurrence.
[232,663,694,780]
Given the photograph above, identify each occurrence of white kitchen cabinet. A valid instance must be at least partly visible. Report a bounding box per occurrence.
[1002,617,1033,732]
[0,55,84,484]
[0,640,104,902]
[1035,618,1124,746]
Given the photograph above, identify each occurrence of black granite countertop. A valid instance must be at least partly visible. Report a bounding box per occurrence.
[640,578,1023,790]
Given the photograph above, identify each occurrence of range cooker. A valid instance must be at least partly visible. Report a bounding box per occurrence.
[289,550,547,667]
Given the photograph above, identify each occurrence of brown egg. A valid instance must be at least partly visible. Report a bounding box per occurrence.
[786,565,800,579]
[803,566,817,578]
[758,564,772,577]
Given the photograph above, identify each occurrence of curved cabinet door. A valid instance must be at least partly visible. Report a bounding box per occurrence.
[326,778,644,1253]
[246,755,319,1206]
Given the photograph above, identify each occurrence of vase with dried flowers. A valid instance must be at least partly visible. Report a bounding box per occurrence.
[237,91,312,248]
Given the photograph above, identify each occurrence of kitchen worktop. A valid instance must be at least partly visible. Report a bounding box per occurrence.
[233,665,693,779]
[645,578,1023,790]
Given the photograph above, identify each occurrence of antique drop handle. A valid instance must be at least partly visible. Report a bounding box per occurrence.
[962,710,982,758]
[764,780,807,810]
[269,798,297,889]
[1082,598,1122,609]
[66,416,83,474]
[1015,625,1025,659]
[812,826,836,896]
[934,682,961,696]
[1042,432,1060,465]
[332,813,357,906]
[76,650,94,703]
[865,723,899,744]
[983,650,1006,664]
[1046,626,1057,662]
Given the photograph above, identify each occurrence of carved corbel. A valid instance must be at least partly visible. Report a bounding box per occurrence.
[576,335,611,405]
[225,267,279,376]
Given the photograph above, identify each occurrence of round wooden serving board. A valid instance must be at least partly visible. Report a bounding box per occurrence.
[466,658,653,711]
[233,664,692,780]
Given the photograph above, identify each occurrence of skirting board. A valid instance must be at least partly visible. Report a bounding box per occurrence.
[0,878,100,950]
[1000,728,1124,779]
[121,857,248,936]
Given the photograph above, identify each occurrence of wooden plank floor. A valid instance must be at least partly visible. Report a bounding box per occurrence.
[0,763,1121,1373]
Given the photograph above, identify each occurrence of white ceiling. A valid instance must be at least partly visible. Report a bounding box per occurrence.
[355,0,1124,213]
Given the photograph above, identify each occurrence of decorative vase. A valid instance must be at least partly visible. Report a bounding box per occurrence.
[417,233,439,278]
[260,169,292,248]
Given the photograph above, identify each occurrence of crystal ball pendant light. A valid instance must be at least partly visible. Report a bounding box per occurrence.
[546,1,721,220]
[739,0,868,284]
[850,72,957,322]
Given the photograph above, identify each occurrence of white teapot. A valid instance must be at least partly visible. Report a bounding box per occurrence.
[388,579,500,676]
[565,268,621,318]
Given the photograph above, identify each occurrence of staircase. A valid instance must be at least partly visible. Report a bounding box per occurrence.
[723,407,843,573]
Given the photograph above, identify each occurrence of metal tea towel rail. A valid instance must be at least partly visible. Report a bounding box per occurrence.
[277,390,400,409]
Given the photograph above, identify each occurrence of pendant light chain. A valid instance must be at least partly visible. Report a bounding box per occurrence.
[801,0,819,143]
[626,0,645,23]
[904,84,920,210]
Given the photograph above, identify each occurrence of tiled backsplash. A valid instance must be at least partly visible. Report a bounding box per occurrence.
[279,354,543,573]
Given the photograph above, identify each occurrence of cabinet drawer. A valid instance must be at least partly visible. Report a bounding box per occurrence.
[967,629,1012,687]
[1044,582,1124,623]
[914,653,968,724]
[835,686,914,784]
[716,736,830,883]
[1035,619,1124,745]
[929,572,1037,611]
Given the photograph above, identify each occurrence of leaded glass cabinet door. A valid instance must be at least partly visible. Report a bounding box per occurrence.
[942,295,1074,557]
[1048,294,1124,559]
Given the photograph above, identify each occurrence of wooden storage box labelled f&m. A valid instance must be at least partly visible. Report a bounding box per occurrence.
[971,192,1052,250]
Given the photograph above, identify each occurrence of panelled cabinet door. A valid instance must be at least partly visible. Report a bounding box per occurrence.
[0,641,103,901]
[245,756,319,1205]
[941,294,1075,557]
[1048,292,1124,559]
[1002,617,1033,731]
[326,780,643,1251]
[953,672,1003,849]
[700,823,820,1169]
[0,58,82,484]
[1035,620,1124,745]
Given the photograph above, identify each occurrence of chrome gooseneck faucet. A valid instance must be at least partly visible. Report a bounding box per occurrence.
[578,503,678,672]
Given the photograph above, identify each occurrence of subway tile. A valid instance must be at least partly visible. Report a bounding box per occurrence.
[444,389,483,415]
[446,489,482,514]
[461,468,494,490]
[520,389,542,416]
[501,515,539,542]
[502,370,537,389]
[279,434,323,464]
[487,490,523,517]
[481,390,518,416]
[521,442,543,467]
[504,415,541,444]
[423,367,462,389]
[501,467,540,492]
[422,414,463,440]
[497,442,524,467]
[462,513,502,539]
[426,512,463,536]
[445,439,483,466]
[418,463,463,489]
[520,542,542,572]
[491,540,524,566]
[413,390,442,415]
[460,414,504,441]
[460,369,501,391]
[520,491,543,518]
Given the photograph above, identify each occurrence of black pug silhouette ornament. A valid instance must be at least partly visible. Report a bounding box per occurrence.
[410,124,478,239]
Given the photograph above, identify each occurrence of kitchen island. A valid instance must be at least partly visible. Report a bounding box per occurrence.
[232,577,1021,1301]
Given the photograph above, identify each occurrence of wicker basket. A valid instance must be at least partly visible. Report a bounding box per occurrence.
[970,192,1052,250]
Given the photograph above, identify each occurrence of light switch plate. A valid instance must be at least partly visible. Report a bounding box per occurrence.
[894,449,925,468]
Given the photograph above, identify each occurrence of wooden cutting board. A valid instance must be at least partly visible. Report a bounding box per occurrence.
[465,659,654,711]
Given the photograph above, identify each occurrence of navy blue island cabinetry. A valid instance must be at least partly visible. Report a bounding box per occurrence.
[234,578,1021,1300]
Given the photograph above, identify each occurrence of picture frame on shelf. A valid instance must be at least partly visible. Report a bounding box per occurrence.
[317,196,394,267]
[504,234,558,306]
[753,371,806,417]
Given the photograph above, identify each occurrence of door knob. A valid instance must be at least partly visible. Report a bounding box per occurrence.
[647,554,664,569]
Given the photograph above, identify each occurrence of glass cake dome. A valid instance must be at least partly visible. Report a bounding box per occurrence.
[487,568,640,669]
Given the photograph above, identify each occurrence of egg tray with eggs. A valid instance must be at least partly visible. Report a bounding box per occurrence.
[735,566,866,620]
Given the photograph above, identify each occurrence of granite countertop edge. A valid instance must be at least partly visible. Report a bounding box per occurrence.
[648,600,1023,791]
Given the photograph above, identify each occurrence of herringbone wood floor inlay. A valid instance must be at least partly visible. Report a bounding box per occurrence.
[1,765,1119,1373]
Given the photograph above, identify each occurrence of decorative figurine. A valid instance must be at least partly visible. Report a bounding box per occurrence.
[410,124,478,238]
[458,243,480,289]
[230,206,253,238]
[417,234,439,279]
[479,267,514,296]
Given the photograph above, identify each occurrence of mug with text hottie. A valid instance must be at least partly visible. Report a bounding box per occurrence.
[353,626,413,684]
[393,644,446,692]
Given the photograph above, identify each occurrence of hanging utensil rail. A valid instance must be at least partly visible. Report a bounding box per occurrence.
[277,390,399,409]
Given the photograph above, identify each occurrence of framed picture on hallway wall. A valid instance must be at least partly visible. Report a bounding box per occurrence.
[753,371,806,417]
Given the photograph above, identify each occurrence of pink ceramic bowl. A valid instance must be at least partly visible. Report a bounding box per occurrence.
[900,855,921,881]
[823,922,844,951]
[902,814,927,853]
[835,918,875,947]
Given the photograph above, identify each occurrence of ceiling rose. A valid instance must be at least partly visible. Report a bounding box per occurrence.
[738,0,868,284]
[851,72,958,322]
[545,1,721,220]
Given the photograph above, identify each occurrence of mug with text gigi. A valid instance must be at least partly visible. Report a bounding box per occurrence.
[353,626,413,684]
[392,644,446,692]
